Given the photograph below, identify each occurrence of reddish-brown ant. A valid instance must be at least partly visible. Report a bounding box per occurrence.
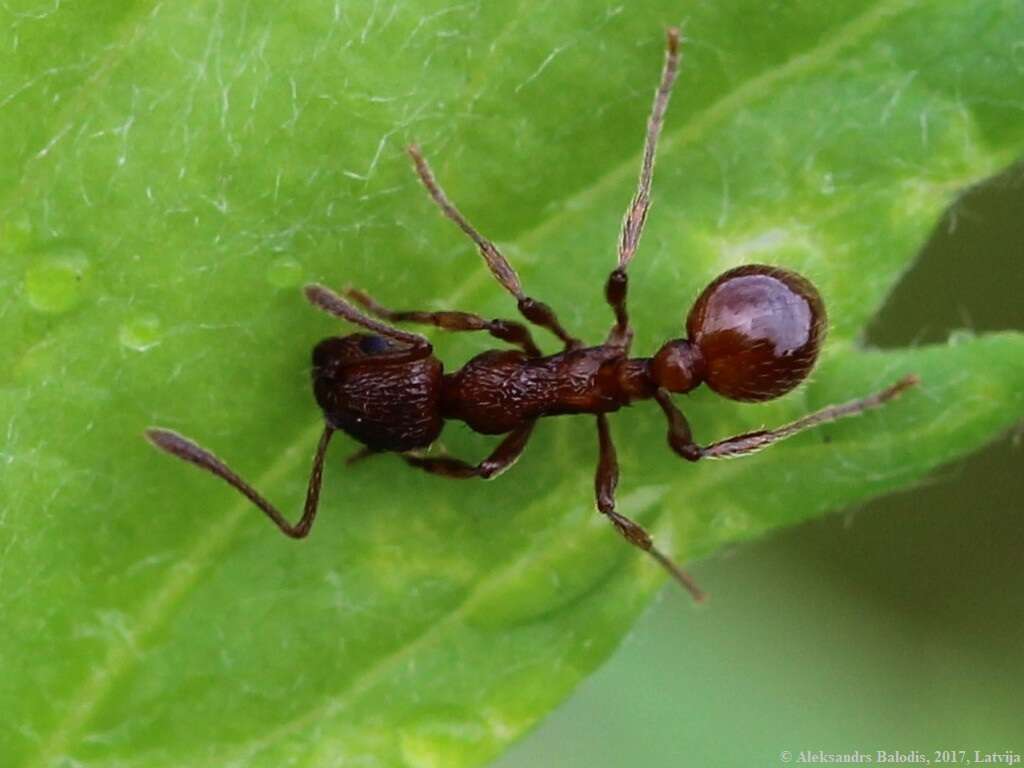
[147,29,917,601]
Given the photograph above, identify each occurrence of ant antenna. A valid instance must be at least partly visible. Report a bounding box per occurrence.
[618,26,681,271]
[606,27,682,349]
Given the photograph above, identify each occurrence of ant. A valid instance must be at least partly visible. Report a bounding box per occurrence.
[147,28,917,601]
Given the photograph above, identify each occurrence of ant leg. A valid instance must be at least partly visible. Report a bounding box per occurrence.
[304,284,432,351]
[595,414,705,602]
[407,145,582,351]
[402,421,535,479]
[346,287,542,358]
[654,375,919,461]
[606,28,681,350]
[145,425,335,539]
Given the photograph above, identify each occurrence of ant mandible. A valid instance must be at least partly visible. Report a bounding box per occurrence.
[147,28,917,601]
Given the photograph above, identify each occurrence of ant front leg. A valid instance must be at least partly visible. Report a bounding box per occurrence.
[304,284,433,355]
[145,425,335,539]
[402,421,536,479]
[594,414,704,601]
[407,145,582,351]
[605,28,681,351]
[654,376,919,461]
[346,287,542,358]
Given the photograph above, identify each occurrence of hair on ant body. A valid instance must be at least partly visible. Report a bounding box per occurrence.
[147,29,917,601]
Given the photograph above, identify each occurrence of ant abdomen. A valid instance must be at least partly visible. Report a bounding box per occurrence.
[686,264,826,402]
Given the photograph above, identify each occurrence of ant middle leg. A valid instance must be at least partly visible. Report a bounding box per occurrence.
[594,413,704,601]
[654,375,919,461]
[407,145,582,351]
[145,425,336,539]
[605,28,682,350]
[346,287,542,358]
[402,421,536,479]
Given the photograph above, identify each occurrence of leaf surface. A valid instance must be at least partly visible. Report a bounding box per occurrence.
[2,1,1023,766]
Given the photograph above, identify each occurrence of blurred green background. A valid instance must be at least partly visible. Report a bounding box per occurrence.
[498,169,1024,765]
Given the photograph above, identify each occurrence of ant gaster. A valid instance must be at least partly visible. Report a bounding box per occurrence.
[147,29,917,601]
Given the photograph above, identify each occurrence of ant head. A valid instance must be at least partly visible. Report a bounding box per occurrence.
[312,334,397,376]
[653,265,826,401]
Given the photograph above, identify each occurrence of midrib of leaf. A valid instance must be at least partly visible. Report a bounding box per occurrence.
[21,0,949,764]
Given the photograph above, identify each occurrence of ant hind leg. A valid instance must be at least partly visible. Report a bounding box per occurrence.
[402,421,535,479]
[594,413,704,602]
[654,375,919,461]
[407,145,581,351]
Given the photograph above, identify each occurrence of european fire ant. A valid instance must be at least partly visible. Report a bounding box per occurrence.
[147,29,917,601]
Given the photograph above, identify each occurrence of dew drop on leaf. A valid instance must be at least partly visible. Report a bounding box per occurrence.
[119,315,162,352]
[23,248,91,314]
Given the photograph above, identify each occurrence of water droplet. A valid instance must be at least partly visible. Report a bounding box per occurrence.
[265,257,302,289]
[24,248,90,314]
[119,315,162,351]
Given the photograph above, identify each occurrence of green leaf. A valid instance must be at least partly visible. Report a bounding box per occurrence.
[2,1,1022,766]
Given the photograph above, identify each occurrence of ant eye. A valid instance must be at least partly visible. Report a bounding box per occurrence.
[686,265,826,402]
[358,335,391,355]
[312,334,392,372]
